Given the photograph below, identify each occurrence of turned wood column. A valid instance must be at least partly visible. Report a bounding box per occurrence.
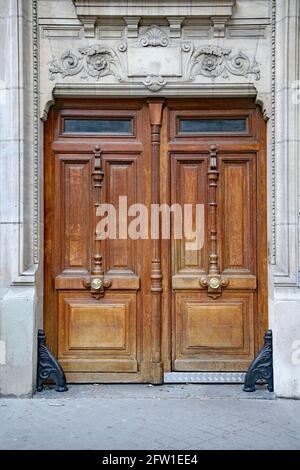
[200,144,229,298]
[92,145,104,277]
[208,144,220,275]
[147,99,164,384]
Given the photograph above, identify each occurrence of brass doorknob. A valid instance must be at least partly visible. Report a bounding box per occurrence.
[83,276,112,299]
[90,278,103,290]
[208,277,221,290]
[200,274,229,298]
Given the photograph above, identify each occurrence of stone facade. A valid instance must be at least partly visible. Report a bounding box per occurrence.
[0,0,299,397]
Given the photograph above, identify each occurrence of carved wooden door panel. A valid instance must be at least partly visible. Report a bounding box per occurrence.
[45,98,267,382]
[44,99,153,383]
[162,99,268,373]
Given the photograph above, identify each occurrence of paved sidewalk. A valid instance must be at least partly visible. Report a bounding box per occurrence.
[0,384,299,450]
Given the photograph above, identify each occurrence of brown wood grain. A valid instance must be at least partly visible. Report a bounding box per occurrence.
[44,97,268,382]
[44,99,151,382]
[148,99,165,383]
[166,98,267,372]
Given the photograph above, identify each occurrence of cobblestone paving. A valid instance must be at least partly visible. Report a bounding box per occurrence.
[0,385,299,450]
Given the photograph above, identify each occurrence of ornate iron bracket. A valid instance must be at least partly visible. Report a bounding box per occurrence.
[243,330,273,392]
[37,329,68,392]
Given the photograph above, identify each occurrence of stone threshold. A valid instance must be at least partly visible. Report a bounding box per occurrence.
[31,383,275,401]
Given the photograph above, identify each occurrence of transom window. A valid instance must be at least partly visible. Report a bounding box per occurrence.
[179,118,247,134]
[63,118,133,135]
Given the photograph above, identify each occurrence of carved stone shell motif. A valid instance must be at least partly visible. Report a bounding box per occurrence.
[139,26,169,47]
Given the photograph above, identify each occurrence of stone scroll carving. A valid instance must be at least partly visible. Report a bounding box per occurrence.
[143,75,167,92]
[189,46,260,81]
[48,27,261,90]
[49,45,123,81]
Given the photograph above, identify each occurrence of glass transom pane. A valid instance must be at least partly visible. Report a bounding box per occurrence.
[179,118,247,134]
[64,119,133,135]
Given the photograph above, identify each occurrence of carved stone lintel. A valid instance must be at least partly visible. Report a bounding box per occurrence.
[72,1,235,18]
[243,330,274,392]
[37,330,68,392]
[49,42,261,90]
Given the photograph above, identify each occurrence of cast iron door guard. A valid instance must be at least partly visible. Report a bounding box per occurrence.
[243,330,273,392]
[37,329,68,392]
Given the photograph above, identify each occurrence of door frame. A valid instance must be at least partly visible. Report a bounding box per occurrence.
[160,97,268,375]
[44,98,154,383]
[44,97,268,382]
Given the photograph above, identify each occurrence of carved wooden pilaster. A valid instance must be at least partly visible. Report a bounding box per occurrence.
[83,145,111,299]
[92,145,104,199]
[92,145,104,277]
[148,99,164,384]
[200,145,228,298]
[208,144,219,276]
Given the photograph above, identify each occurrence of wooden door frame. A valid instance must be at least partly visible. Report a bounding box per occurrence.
[44,98,154,382]
[160,97,268,373]
[44,96,268,380]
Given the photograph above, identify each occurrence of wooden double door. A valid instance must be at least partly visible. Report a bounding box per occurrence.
[44,98,267,383]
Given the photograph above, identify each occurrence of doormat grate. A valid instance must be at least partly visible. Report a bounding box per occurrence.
[164,372,246,383]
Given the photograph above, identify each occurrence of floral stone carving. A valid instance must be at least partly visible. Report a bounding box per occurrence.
[190,46,260,81]
[49,45,122,81]
[48,42,261,90]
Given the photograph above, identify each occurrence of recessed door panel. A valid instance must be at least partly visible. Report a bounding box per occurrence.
[103,155,138,274]
[219,156,256,274]
[58,291,138,373]
[171,154,208,275]
[174,291,255,371]
[57,156,92,274]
